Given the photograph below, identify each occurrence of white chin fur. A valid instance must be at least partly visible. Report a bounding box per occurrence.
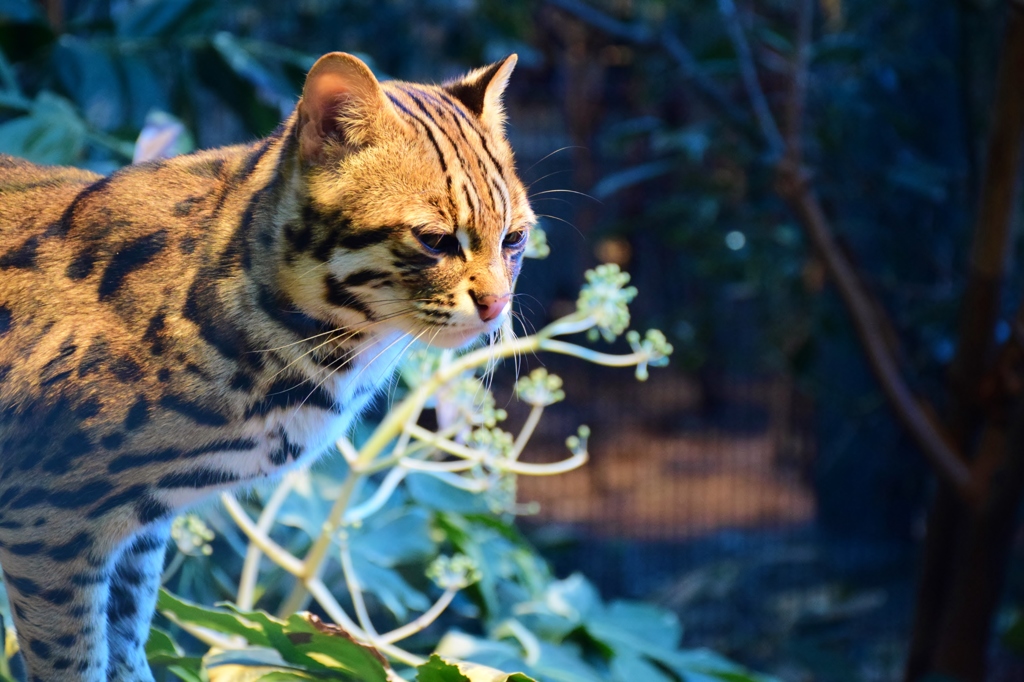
[426,327,490,349]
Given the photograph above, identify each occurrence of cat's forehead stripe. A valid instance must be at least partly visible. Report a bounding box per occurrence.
[386,84,512,234]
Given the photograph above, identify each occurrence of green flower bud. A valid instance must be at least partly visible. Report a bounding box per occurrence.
[427,554,482,590]
[577,264,638,342]
[515,368,566,406]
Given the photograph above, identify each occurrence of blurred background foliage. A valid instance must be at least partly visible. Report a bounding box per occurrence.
[1,0,1023,679]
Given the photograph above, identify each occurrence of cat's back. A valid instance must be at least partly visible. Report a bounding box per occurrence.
[0,154,102,237]
[0,148,248,437]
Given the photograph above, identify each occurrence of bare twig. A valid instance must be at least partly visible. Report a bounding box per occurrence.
[776,172,972,496]
[774,0,973,498]
[785,0,813,157]
[548,0,974,498]
[546,0,757,140]
[716,0,785,156]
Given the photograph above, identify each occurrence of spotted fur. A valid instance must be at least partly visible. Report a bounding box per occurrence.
[0,52,534,681]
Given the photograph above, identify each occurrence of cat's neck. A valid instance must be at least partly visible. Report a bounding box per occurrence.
[195,121,410,394]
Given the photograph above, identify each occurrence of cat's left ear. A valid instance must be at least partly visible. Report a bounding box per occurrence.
[444,54,517,132]
[297,52,399,164]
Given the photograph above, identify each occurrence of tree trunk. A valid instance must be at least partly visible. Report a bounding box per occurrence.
[905,3,1024,680]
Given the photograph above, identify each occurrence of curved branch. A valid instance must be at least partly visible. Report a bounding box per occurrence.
[776,171,972,497]
[545,0,758,140]
[716,0,784,156]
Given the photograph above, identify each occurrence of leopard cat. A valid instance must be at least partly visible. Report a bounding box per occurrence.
[0,51,534,681]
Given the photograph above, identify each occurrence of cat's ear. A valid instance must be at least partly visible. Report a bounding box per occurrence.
[444,54,517,131]
[297,52,396,164]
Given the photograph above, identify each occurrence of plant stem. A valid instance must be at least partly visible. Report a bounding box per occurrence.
[511,406,545,461]
[221,494,304,577]
[378,588,458,644]
[277,470,362,616]
[339,537,379,636]
[237,472,298,610]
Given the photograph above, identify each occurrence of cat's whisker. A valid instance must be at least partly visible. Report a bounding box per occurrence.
[524,145,584,174]
[528,188,600,203]
[252,306,416,355]
[525,168,572,191]
[295,260,330,279]
[533,212,587,241]
[263,312,414,383]
[279,325,407,429]
[338,329,426,408]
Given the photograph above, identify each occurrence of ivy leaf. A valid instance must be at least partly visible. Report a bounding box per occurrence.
[610,651,674,682]
[115,0,216,38]
[346,554,430,621]
[205,647,322,681]
[434,632,525,674]
[157,590,391,681]
[146,627,203,682]
[406,473,490,514]
[350,506,436,568]
[530,642,605,682]
[416,653,535,682]
[584,600,683,656]
[0,91,87,165]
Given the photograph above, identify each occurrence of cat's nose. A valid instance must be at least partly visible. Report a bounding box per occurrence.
[472,292,510,322]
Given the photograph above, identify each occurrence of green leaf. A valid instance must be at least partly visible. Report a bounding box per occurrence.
[115,0,216,38]
[347,554,430,620]
[211,32,294,110]
[664,649,775,682]
[530,642,605,682]
[406,473,490,514]
[158,589,273,647]
[416,653,535,682]
[191,43,282,136]
[159,592,391,682]
[0,0,45,23]
[434,632,526,674]
[0,91,87,165]
[545,574,601,624]
[205,647,324,681]
[1004,609,1024,654]
[584,600,683,657]
[53,41,124,130]
[276,470,336,540]
[351,506,437,568]
[145,626,182,658]
[610,652,674,682]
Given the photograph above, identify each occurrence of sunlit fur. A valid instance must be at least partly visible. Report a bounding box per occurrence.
[0,52,534,682]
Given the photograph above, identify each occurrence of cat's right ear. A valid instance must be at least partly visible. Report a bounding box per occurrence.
[297,52,395,165]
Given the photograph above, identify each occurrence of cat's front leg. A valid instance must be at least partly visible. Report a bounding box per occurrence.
[0,525,115,682]
[106,524,170,682]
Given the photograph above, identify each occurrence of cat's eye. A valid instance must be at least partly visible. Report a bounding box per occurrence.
[503,230,527,249]
[413,228,460,256]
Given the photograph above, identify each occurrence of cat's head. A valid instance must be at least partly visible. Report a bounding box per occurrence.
[283,52,535,348]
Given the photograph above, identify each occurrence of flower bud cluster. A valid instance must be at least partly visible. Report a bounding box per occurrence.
[171,514,215,557]
[577,264,638,342]
[427,554,482,590]
[515,368,565,407]
[626,329,674,380]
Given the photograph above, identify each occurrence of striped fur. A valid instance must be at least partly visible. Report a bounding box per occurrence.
[0,52,534,681]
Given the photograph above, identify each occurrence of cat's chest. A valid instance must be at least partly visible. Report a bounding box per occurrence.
[155,332,409,509]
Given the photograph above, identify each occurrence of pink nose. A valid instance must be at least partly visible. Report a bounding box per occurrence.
[474,293,510,322]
